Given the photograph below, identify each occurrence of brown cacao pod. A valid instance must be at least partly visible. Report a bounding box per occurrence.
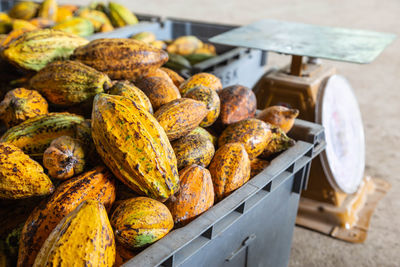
[115,243,136,267]
[166,165,214,226]
[218,85,256,125]
[72,38,169,80]
[135,76,181,110]
[208,143,250,200]
[154,98,208,141]
[43,135,86,180]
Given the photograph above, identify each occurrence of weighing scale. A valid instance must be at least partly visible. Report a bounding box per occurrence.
[210,20,395,243]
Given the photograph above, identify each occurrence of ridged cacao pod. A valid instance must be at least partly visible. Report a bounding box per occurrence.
[11,19,37,31]
[154,98,208,141]
[209,143,250,200]
[53,17,94,37]
[135,76,181,110]
[33,200,115,267]
[72,38,168,80]
[179,72,222,94]
[218,118,272,159]
[38,0,57,21]
[109,81,153,114]
[43,135,86,180]
[0,88,48,128]
[218,85,257,125]
[166,165,214,226]
[30,60,111,106]
[184,85,220,127]
[115,243,136,267]
[17,166,116,267]
[55,6,73,23]
[9,1,39,20]
[108,2,138,27]
[256,105,299,133]
[172,133,215,170]
[29,18,54,28]
[142,68,173,82]
[250,158,270,178]
[91,93,179,201]
[188,126,217,146]
[160,67,185,87]
[78,8,112,32]
[130,31,156,44]
[111,197,173,249]
[1,112,84,157]
[0,142,54,199]
[2,29,89,71]
[167,36,203,56]
[259,126,296,158]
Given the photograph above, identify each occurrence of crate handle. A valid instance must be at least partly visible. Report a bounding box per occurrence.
[225,234,256,262]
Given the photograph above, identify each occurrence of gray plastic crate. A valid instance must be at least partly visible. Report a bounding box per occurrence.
[123,119,325,267]
[88,16,267,89]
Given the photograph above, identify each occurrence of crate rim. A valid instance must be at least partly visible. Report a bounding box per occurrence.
[123,119,325,267]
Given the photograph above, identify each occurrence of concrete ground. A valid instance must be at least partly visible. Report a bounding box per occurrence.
[65,0,399,266]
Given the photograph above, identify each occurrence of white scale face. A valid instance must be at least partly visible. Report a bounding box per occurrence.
[316,75,365,194]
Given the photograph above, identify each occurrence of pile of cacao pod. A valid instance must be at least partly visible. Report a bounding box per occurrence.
[0,0,138,39]
[131,32,217,72]
[0,27,299,266]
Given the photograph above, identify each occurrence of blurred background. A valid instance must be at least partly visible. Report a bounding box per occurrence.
[9,0,400,266]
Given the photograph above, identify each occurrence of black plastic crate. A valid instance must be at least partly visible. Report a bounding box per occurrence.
[123,119,325,267]
[0,0,13,11]
[88,17,267,89]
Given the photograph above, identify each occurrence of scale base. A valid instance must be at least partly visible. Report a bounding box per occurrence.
[296,177,390,243]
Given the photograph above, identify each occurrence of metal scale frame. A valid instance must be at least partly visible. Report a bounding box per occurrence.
[210,20,395,243]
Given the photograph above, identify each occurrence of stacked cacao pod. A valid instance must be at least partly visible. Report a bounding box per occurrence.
[131,32,218,72]
[0,27,299,267]
[0,0,138,40]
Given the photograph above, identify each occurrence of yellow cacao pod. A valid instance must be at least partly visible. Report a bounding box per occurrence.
[30,60,111,106]
[33,200,115,267]
[108,2,138,27]
[0,88,48,128]
[2,29,89,71]
[0,112,84,157]
[38,0,58,21]
[0,142,54,199]
[8,1,39,20]
[91,93,179,201]
[53,17,94,37]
